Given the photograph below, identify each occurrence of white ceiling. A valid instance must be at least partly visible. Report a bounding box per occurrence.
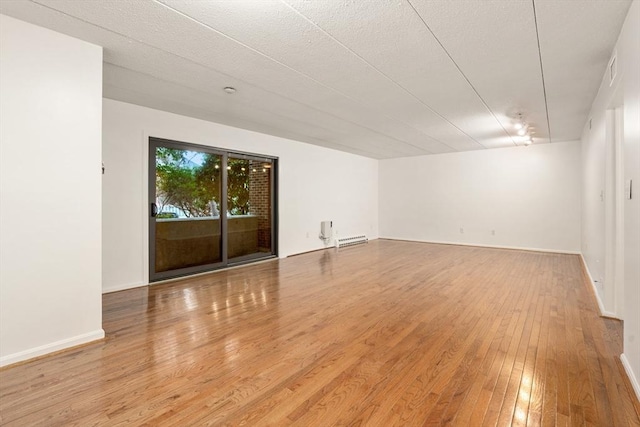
[0,0,632,159]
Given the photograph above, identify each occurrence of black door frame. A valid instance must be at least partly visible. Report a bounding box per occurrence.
[149,137,278,282]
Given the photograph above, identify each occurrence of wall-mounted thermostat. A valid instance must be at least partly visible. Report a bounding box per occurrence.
[320,221,332,240]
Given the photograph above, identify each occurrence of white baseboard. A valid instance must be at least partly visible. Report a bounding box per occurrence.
[281,236,379,259]
[579,254,619,319]
[379,236,580,255]
[0,329,105,368]
[621,353,640,403]
[103,281,146,294]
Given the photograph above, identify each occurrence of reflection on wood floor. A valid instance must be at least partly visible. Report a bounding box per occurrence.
[1,240,639,425]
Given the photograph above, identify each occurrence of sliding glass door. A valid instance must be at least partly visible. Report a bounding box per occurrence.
[227,155,274,263]
[149,138,277,281]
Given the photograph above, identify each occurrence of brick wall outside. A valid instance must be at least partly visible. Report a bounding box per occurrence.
[249,161,272,251]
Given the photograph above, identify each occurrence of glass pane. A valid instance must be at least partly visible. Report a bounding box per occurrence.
[154,147,222,273]
[227,157,273,261]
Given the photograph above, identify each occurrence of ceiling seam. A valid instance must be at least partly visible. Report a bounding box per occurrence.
[26,0,435,157]
[281,0,487,150]
[531,0,553,143]
[405,0,518,147]
[151,0,448,154]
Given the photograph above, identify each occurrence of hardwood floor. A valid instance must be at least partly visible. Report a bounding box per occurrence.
[1,240,639,426]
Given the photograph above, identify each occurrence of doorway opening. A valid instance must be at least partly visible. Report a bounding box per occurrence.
[604,105,624,318]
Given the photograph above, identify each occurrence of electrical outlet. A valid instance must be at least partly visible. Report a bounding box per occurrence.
[460,228,464,234]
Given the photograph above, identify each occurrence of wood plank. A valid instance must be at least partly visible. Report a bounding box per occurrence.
[0,240,638,426]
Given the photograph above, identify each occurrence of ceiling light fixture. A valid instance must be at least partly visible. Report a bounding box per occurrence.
[514,113,527,134]
[513,113,535,146]
[223,86,236,94]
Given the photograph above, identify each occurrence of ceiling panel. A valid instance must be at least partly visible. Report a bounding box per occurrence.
[105,83,390,159]
[283,0,506,150]
[0,0,440,157]
[28,0,460,157]
[534,0,632,141]
[104,64,423,157]
[105,80,408,159]
[0,0,632,158]
[407,0,548,145]
[104,64,430,158]
[160,0,482,151]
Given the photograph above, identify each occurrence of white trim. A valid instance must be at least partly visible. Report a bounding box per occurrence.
[0,329,105,368]
[280,237,380,259]
[621,353,640,403]
[613,105,625,319]
[579,254,620,319]
[103,281,146,294]
[379,236,581,255]
[142,130,150,286]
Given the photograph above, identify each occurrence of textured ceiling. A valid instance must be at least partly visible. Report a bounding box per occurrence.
[0,0,632,159]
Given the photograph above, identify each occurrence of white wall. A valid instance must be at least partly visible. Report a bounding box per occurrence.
[0,15,104,366]
[581,0,640,399]
[102,99,379,292]
[379,141,582,253]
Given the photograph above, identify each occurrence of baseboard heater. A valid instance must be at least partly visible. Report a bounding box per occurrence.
[335,235,368,248]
